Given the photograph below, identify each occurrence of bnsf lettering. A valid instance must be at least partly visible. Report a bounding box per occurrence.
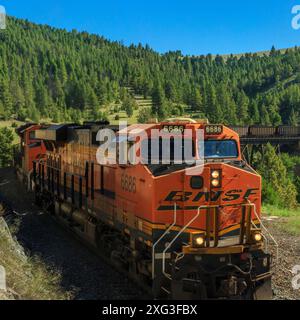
[165,191,193,202]
[243,188,259,199]
[164,189,259,202]
[223,189,243,201]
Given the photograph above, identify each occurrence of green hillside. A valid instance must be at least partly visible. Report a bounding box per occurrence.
[0,17,300,125]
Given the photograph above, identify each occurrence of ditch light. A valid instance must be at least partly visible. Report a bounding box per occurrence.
[191,232,206,248]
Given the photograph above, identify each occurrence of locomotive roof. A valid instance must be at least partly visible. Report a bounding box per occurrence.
[15,123,38,135]
[46,124,69,130]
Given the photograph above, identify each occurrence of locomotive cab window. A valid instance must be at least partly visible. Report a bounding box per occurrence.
[203,139,238,159]
[141,137,195,164]
[29,131,36,140]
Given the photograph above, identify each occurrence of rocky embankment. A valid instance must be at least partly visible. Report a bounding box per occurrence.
[0,216,27,300]
[0,199,71,300]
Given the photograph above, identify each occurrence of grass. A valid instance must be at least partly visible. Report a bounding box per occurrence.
[280,216,300,236]
[0,120,25,144]
[262,204,300,236]
[0,218,73,300]
[107,108,140,125]
[262,204,300,217]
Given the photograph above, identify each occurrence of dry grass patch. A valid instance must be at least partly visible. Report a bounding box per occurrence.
[0,218,73,300]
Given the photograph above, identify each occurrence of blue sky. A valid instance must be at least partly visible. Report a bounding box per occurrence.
[1,0,300,55]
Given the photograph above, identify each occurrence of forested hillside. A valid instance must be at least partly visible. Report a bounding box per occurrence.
[0,16,300,124]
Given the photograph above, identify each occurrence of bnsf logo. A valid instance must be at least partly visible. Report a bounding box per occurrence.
[164,188,259,202]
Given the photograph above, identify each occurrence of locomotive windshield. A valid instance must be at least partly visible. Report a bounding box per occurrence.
[204,140,238,159]
[141,138,238,164]
[141,137,195,164]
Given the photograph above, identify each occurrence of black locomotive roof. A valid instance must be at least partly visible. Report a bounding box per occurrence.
[35,124,70,141]
[15,123,37,136]
[34,121,120,143]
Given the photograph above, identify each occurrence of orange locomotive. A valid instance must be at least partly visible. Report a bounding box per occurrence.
[15,123,46,186]
[16,119,273,299]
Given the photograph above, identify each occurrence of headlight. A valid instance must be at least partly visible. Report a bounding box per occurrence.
[211,169,221,188]
[251,229,262,242]
[211,179,220,187]
[191,232,205,248]
[211,170,220,179]
[254,233,262,242]
[195,236,204,246]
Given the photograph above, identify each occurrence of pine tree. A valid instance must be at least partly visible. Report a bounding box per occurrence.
[152,82,167,120]
[270,45,277,56]
[35,85,49,117]
[249,101,260,124]
[236,91,249,124]
[123,96,134,118]
[260,104,271,125]
[96,81,108,106]
[165,81,178,102]
[256,144,297,208]
[138,108,152,123]
[28,106,40,122]
[0,127,14,167]
[86,87,99,119]
[0,100,5,119]
[288,108,299,125]
[0,79,13,118]
[190,87,203,113]
[204,82,218,122]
